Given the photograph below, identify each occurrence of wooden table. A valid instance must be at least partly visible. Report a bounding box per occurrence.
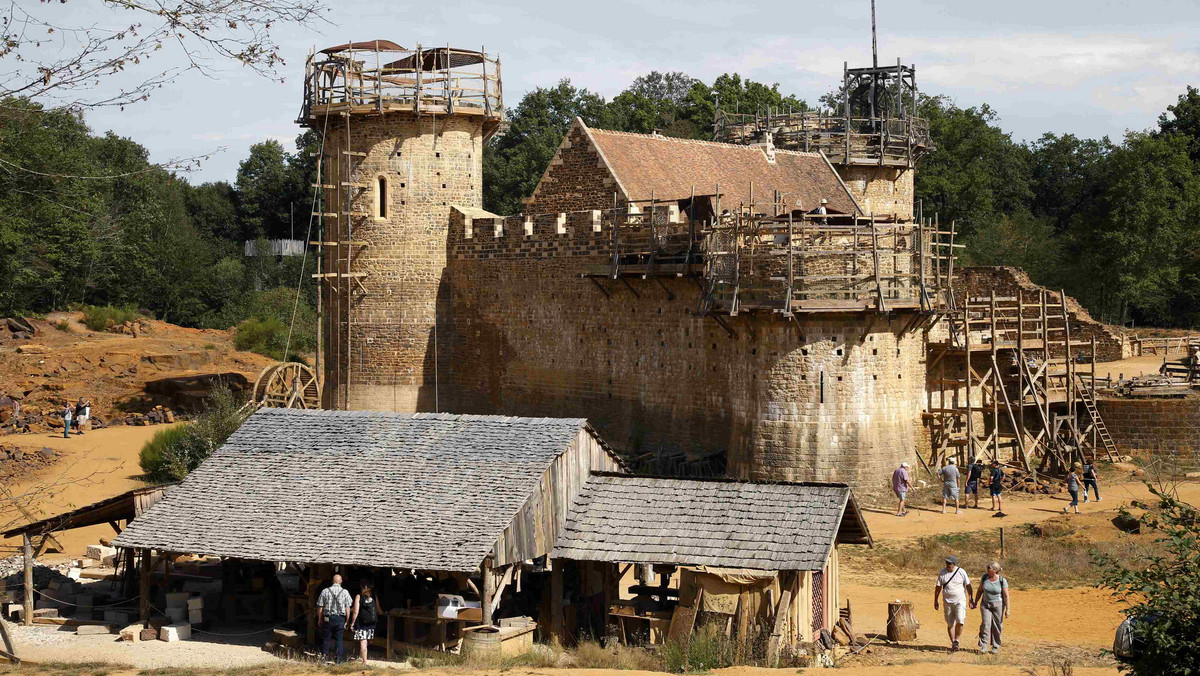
[608,606,672,645]
[385,608,483,658]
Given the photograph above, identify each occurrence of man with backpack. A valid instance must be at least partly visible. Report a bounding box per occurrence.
[934,554,974,651]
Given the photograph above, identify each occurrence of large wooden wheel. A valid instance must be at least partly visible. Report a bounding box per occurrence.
[251,362,321,409]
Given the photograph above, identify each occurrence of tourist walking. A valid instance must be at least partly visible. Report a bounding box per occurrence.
[934,554,973,651]
[1082,461,1101,502]
[73,398,89,435]
[939,457,961,514]
[970,561,1010,654]
[892,461,912,516]
[60,403,72,439]
[1064,463,1082,514]
[348,581,381,665]
[317,574,353,663]
[988,459,1005,512]
[965,456,984,509]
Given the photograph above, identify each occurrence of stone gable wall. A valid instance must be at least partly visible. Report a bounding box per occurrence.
[521,125,621,215]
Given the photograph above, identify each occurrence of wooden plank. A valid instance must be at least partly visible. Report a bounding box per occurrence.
[766,571,795,666]
[666,572,702,646]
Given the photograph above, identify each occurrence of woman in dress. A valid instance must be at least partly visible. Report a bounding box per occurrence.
[347,580,381,664]
[971,561,1010,654]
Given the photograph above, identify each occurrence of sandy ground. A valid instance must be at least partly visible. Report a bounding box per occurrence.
[863,476,1200,541]
[1095,354,1177,380]
[9,623,288,669]
[0,424,178,557]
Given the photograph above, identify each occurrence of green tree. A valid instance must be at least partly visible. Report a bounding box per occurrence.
[1158,86,1200,162]
[914,97,1033,236]
[236,139,306,239]
[1029,132,1113,233]
[185,182,240,241]
[1067,131,1200,324]
[1096,487,1200,676]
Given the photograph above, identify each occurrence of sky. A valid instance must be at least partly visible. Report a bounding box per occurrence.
[24,0,1200,183]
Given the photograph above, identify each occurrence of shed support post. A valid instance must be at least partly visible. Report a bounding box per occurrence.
[22,533,33,626]
[482,557,495,627]
[550,559,564,642]
[139,548,152,622]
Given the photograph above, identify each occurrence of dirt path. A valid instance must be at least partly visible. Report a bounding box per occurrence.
[0,424,178,557]
[862,478,1198,541]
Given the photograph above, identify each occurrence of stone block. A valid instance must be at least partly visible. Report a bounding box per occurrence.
[186,596,203,610]
[273,628,302,649]
[140,628,159,641]
[120,624,142,642]
[164,592,190,608]
[165,606,186,623]
[75,594,94,609]
[188,609,202,625]
[85,544,116,563]
[159,623,191,642]
[67,567,82,581]
[4,604,22,622]
[76,623,116,635]
[104,609,134,625]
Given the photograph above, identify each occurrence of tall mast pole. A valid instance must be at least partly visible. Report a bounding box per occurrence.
[871,0,878,68]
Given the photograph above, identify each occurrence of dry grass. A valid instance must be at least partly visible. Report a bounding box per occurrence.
[846,517,1162,589]
[0,664,118,676]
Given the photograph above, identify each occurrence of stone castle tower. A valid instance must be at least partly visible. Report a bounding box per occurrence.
[299,42,504,410]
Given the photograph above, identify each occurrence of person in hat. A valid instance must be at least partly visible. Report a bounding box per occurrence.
[934,554,973,651]
[988,459,1005,512]
[1064,463,1083,514]
[891,461,912,516]
[811,197,829,224]
[938,457,961,514]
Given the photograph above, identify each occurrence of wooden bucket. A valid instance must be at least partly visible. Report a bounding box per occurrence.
[886,602,919,642]
[461,625,502,661]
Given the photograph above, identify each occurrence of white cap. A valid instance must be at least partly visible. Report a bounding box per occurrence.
[948,457,956,464]
[820,198,829,204]
[900,461,909,468]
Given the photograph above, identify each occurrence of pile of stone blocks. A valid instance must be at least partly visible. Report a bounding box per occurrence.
[159,591,194,642]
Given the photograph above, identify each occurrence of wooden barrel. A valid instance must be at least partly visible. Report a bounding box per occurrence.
[461,625,502,661]
[886,602,919,642]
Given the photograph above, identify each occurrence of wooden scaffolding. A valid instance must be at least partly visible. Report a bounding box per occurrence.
[579,190,956,319]
[925,289,1119,479]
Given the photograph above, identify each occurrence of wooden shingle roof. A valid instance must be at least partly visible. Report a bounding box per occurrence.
[583,122,862,214]
[551,473,871,570]
[114,409,598,572]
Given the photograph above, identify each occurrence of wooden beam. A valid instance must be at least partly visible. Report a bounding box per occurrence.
[139,548,152,622]
[482,557,495,627]
[22,534,32,627]
[550,559,564,642]
[766,571,795,666]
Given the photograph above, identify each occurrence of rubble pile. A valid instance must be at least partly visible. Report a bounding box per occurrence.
[0,317,35,342]
[996,468,1064,495]
[0,445,59,481]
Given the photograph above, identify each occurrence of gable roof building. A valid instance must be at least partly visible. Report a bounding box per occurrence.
[114,409,622,572]
[551,473,871,570]
[522,118,862,216]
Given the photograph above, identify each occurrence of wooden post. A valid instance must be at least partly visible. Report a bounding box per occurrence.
[22,533,33,627]
[550,559,564,642]
[139,549,151,622]
[999,528,1006,559]
[482,557,495,627]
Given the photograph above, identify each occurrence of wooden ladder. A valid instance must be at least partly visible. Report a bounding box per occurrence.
[1074,374,1118,462]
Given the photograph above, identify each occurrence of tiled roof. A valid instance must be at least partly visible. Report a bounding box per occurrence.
[114,409,591,572]
[551,474,870,570]
[584,124,861,214]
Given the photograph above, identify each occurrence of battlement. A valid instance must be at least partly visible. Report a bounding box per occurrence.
[299,41,503,138]
[450,201,955,315]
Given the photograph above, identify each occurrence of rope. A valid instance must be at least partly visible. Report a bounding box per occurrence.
[283,113,330,362]
[31,587,138,609]
[143,598,313,638]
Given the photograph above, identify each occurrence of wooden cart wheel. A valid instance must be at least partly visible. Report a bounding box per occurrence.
[251,362,321,409]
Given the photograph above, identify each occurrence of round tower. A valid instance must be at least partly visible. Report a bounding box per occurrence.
[299,41,503,410]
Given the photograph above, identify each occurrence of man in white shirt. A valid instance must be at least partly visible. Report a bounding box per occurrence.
[934,554,973,651]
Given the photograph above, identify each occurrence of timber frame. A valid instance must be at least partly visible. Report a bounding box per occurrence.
[714,60,932,168]
[924,289,1119,479]
[572,190,955,317]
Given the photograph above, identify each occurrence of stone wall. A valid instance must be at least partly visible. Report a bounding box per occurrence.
[522,124,621,215]
[837,166,914,221]
[319,112,486,411]
[437,212,928,493]
[1095,396,1200,471]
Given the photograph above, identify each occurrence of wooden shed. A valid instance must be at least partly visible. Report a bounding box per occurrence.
[549,473,872,655]
[112,409,623,652]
